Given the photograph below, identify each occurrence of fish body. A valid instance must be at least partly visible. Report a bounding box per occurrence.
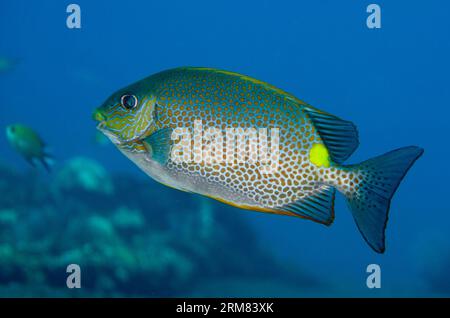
[94,67,423,253]
[6,124,53,171]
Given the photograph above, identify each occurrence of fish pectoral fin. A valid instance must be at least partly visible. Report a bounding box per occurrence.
[278,185,335,225]
[142,127,173,165]
[303,105,359,164]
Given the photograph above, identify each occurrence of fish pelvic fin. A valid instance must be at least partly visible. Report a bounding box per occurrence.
[334,146,423,253]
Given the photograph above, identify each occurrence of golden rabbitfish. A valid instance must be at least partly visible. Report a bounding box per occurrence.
[94,67,423,253]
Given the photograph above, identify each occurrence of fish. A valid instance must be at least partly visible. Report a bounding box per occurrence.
[93,67,423,253]
[5,124,53,171]
[0,56,18,73]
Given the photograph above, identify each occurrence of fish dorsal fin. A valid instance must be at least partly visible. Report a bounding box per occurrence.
[303,105,359,164]
[278,185,335,225]
[142,127,173,165]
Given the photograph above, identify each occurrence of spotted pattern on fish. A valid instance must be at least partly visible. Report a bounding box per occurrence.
[95,66,424,253]
[138,68,336,208]
[98,68,359,210]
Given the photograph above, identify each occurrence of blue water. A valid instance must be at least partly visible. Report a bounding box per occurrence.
[0,0,449,296]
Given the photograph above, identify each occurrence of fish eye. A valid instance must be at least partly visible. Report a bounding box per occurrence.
[120,94,138,110]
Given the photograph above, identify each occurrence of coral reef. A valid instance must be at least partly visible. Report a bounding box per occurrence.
[0,157,319,297]
[53,157,114,195]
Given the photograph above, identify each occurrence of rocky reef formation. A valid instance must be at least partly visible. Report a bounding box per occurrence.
[0,157,319,297]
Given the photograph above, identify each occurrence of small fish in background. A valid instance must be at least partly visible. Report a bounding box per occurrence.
[6,124,54,172]
[0,56,19,73]
[94,67,423,253]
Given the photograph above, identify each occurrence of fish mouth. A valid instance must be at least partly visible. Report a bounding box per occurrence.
[93,109,123,145]
[96,121,122,145]
[96,121,153,146]
[93,108,153,146]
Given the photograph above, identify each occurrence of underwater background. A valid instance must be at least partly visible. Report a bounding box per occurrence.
[0,0,449,297]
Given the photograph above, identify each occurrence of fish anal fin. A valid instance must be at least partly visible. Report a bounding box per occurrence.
[278,185,336,225]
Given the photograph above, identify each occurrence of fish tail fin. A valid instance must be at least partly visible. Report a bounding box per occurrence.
[41,154,55,172]
[26,156,37,168]
[339,146,423,253]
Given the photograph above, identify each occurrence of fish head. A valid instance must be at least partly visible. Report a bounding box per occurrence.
[5,123,43,157]
[5,124,17,143]
[93,85,157,146]
[5,124,30,144]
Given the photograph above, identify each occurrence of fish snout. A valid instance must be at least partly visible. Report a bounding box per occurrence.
[93,109,122,145]
[93,109,108,135]
[93,109,106,122]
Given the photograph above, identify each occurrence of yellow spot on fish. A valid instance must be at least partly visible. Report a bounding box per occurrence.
[309,143,330,168]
